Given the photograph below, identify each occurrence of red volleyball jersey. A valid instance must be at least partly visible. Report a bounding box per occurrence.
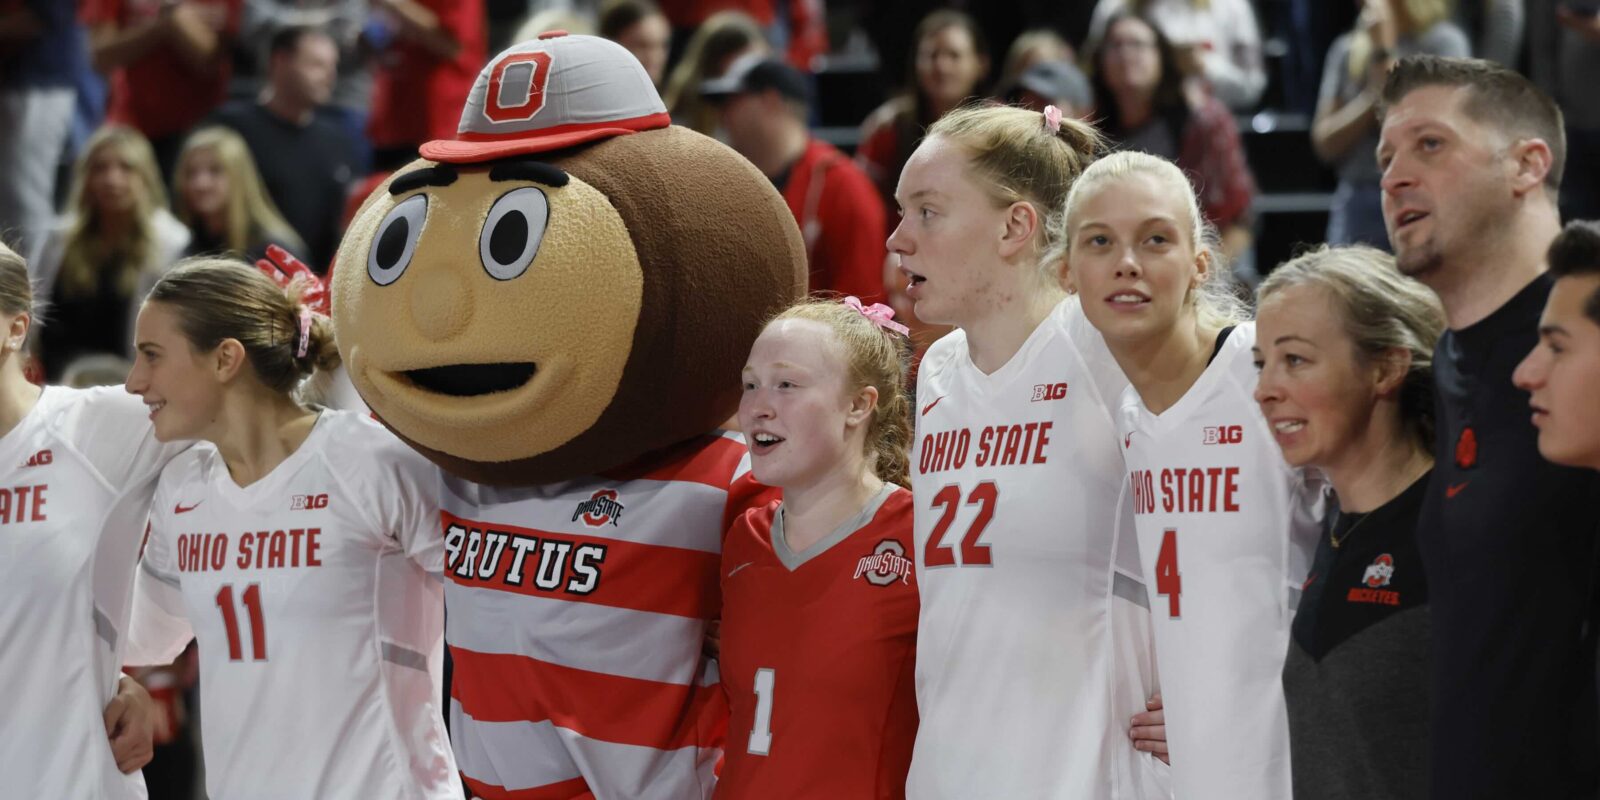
[717,485,919,799]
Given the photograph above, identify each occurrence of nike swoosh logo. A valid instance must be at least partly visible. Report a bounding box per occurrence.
[174,502,202,514]
[727,561,755,578]
[922,396,945,416]
[1445,482,1469,499]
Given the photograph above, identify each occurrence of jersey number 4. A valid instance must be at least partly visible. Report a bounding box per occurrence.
[216,583,268,661]
[1155,528,1182,618]
[924,481,998,568]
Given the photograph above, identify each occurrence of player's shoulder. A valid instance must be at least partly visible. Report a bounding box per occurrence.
[313,409,427,463]
[728,497,782,547]
[919,328,968,385]
[875,485,915,522]
[1215,322,1265,397]
[40,385,143,430]
[154,442,217,495]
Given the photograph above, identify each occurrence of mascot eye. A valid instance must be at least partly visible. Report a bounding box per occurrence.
[369,194,427,286]
[479,187,550,281]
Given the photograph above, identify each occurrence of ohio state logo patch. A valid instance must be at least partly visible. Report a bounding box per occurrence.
[1455,426,1477,469]
[1362,553,1395,588]
[572,489,624,527]
[854,539,913,586]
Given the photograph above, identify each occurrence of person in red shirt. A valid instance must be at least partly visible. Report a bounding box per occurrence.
[83,0,241,178]
[366,0,486,164]
[705,55,888,304]
[722,296,918,798]
[658,0,823,70]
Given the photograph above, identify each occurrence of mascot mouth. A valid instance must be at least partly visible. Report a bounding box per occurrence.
[402,363,538,397]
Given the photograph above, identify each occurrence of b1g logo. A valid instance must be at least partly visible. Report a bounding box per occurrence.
[853,539,914,586]
[291,494,329,510]
[1203,425,1243,445]
[572,489,625,527]
[1031,382,1068,402]
[22,449,51,467]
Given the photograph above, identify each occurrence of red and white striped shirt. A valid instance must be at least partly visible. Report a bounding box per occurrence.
[441,431,771,799]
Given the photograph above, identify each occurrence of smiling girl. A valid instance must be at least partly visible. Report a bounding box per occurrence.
[719,296,918,798]
[122,256,461,800]
[1056,150,1321,799]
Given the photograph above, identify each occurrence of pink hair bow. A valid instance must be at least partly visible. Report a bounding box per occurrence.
[255,244,330,359]
[843,296,909,336]
[1043,105,1064,133]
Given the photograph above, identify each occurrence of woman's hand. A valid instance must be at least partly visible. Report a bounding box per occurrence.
[104,675,159,773]
[1130,693,1169,765]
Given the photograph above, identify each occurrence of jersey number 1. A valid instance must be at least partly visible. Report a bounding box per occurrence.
[924,481,998,568]
[1155,528,1182,618]
[216,583,267,661]
[748,668,775,756]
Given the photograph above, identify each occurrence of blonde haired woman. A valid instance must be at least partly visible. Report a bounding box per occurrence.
[889,104,1169,798]
[1057,150,1320,799]
[33,126,189,380]
[174,127,305,264]
[1254,245,1444,799]
[1311,0,1468,247]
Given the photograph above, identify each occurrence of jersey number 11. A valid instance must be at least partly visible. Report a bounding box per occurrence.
[216,583,268,661]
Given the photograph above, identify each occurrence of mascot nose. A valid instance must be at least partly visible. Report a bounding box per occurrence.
[409,267,473,342]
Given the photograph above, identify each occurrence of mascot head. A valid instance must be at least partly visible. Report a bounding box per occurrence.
[333,32,806,485]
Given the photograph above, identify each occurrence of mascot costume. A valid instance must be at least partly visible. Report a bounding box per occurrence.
[332,32,806,799]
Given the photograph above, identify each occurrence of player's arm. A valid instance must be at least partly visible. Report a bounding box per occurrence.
[379,444,446,573]
[126,502,195,667]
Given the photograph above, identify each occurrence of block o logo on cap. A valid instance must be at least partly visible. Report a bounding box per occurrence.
[484,51,555,124]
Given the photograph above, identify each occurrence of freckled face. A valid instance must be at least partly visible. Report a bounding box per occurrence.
[333,161,645,463]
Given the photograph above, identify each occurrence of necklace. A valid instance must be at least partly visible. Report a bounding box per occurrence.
[1329,508,1372,550]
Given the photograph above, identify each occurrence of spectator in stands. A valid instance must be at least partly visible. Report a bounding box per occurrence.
[704,54,888,303]
[242,1,375,175]
[210,26,355,272]
[658,0,823,71]
[999,60,1093,118]
[1088,11,1257,261]
[1528,0,1600,222]
[663,10,768,136]
[83,0,240,179]
[0,1,80,265]
[173,127,305,264]
[32,126,188,380]
[365,0,487,165]
[1313,0,1468,249]
[513,9,595,42]
[857,10,990,216]
[1088,0,1265,112]
[601,0,671,87]
[1454,0,1523,65]
[996,28,1075,92]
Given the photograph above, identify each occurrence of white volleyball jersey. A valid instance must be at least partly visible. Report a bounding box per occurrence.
[1118,323,1322,800]
[908,298,1169,800]
[127,410,461,800]
[1,386,182,800]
